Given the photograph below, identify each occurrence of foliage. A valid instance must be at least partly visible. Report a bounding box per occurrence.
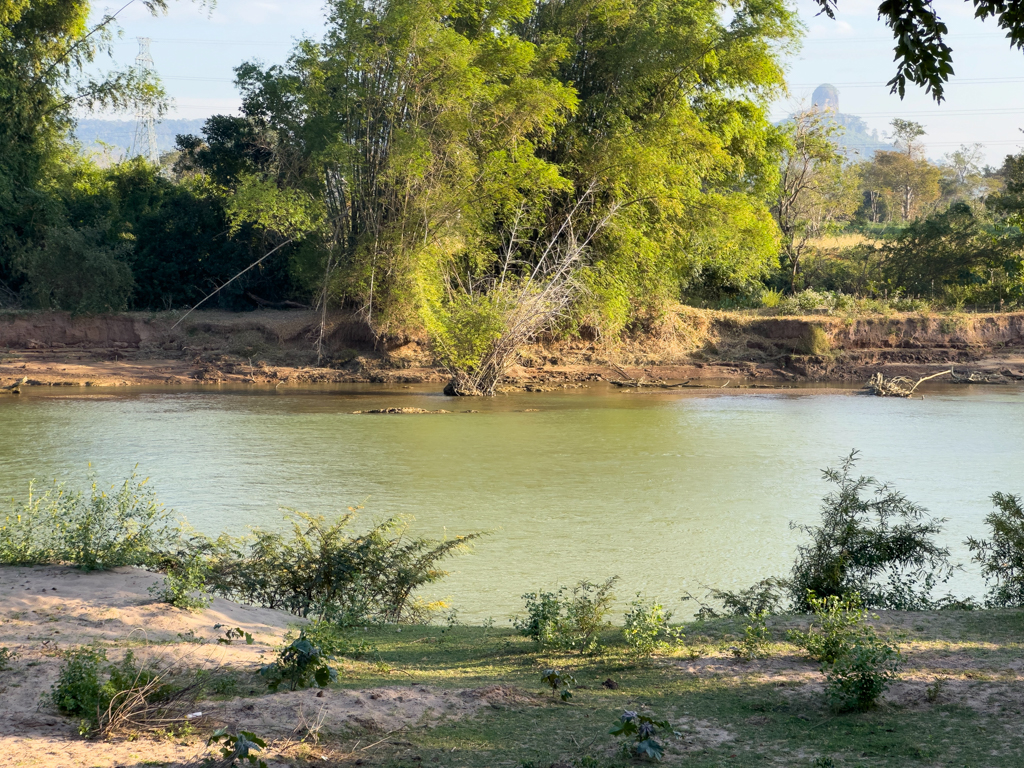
[207,728,269,768]
[807,0,1024,101]
[216,626,255,646]
[541,668,576,701]
[732,612,771,661]
[772,110,860,291]
[967,492,1024,607]
[789,593,871,665]
[51,648,169,732]
[0,473,174,570]
[788,451,952,612]
[152,552,212,611]
[790,592,901,711]
[881,202,1024,300]
[610,710,674,761]
[824,634,901,712]
[51,647,106,719]
[623,595,675,660]
[514,577,617,652]
[0,647,15,671]
[686,577,787,620]
[259,633,337,692]
[198,511,478,624]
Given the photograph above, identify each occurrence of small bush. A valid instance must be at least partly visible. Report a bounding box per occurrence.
[0,473,174,570]
[790,593,869,664]
[208,727,269,768]
[540,668,576,701]
[152,552,212,611]
[198,512,479,624]
[514,577,617,653]
[0,647,15,671]
[791,592,901,711]
[623,595,674,660]
[51,648,106,719]
[688,577,787,619]
[260,633,337,692]
[732,612,771,661]
[824,634,901,711]
[611,710,674,761]
[967,492,1024,607]
[803,325,831,355]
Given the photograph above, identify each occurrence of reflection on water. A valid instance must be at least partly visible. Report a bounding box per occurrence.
[1,382,1022,620]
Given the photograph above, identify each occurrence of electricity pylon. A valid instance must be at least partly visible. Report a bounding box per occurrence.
[131,37,159,165]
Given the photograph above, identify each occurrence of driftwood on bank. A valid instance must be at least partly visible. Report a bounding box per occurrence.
[865,369,952,397]
[0,377,26,394]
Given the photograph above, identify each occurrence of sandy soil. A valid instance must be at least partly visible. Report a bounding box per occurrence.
[0,566,532,768]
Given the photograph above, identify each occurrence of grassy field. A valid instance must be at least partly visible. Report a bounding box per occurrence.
[304,609,1024,767]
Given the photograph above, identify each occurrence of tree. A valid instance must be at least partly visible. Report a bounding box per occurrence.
[189,0,799,343]
[861,120,940,221]
[0,0,189,308]
[809,0,1024,101]
[771,109,860,292]
[882,201,1023,298]
[789,451,952,612]
[940,143,986,203]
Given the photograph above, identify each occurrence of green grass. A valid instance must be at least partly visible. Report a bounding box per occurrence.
[302,613,1024,767]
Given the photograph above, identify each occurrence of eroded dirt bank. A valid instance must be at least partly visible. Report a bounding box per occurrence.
[2,308,1024,390]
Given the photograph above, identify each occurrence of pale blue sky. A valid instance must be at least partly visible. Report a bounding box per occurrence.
[92,0,1024,165]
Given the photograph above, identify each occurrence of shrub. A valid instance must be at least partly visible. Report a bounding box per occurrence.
[732,612,771,661]
[151,552,212,611]
[0,647,15,671]
[623,595,674,660]
[514,577,617,653]
[967,492,1024,607]
[824,634,901,711]
[0,473,174,570]
[689,577,787,619]
[198,512,479,624]
[803,325,831,355]
[208,728,269,768]
[260,633,337,692]
[791,593,901,711]
[514,590,561,643]
[540,668,576,701]
[51,648,106,719]
[611,710,674,761]
[789,451,952,612]
[789,593,869,664]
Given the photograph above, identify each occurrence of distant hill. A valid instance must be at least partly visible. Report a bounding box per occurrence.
[777,84,894,161]
[74,118,207,158]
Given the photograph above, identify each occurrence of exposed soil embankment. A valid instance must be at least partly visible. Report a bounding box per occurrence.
[2,308,1024,390]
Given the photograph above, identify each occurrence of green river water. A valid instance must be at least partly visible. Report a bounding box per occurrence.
[1,382,1021,621]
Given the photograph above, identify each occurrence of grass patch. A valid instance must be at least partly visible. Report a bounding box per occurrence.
[306,611,1024,767]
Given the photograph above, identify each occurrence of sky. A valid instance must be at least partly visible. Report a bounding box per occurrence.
[91,0,1024,165]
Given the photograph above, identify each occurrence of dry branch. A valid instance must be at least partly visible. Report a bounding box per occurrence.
[865,369,952,397]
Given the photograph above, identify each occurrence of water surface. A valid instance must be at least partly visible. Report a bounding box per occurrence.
[1,383,1020,620]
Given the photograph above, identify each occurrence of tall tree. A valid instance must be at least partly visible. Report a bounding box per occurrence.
[862,119,941,221]
[0,0,175,305]
[772,109,860,292]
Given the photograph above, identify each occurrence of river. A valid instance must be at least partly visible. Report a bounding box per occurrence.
[1,383,1021,621]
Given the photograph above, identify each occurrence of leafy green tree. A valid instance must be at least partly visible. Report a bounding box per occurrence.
[882,201,1023,298]
[772,109,860,292]
[0,0,193,308]
[520,0,799,322]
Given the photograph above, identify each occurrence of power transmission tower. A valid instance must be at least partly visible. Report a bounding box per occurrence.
[131,37,159,165]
